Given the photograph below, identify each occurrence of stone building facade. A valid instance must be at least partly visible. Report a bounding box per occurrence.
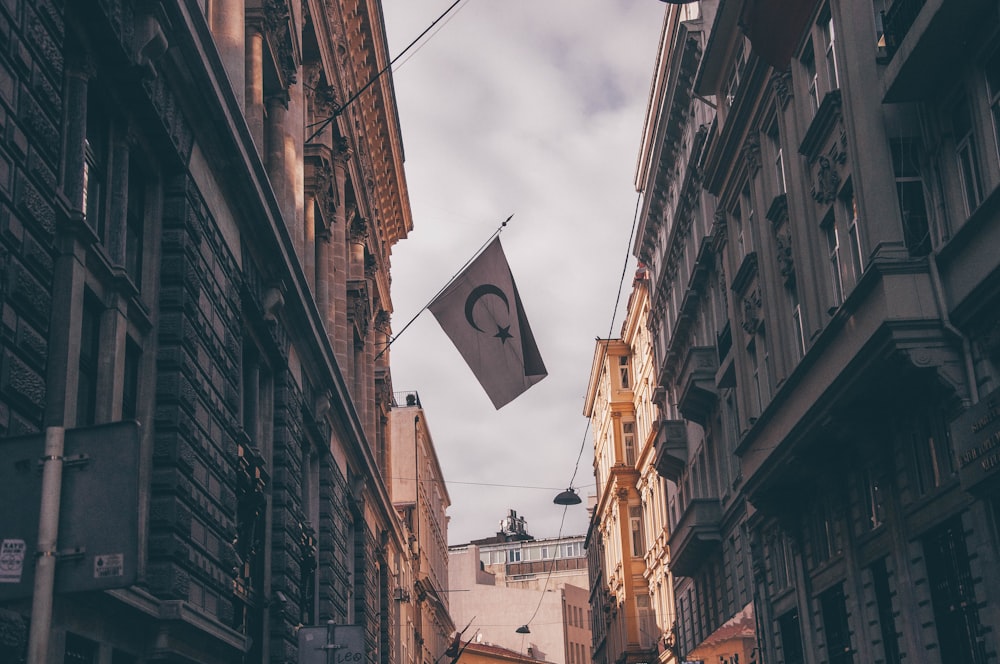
[0,0,423,662]
[632,0,1000,663]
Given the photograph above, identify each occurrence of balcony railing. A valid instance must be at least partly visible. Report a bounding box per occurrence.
[668,498,722,577]
[677,346,718,425]
[653,419,688,482]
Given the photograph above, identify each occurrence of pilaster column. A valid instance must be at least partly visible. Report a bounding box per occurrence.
[245,25,264,153]
[315,227,329,317]
[62,61,94,211]
[95,292,129,422]
[106,136,130,266]
[265,92,289,219]
[304,194,316,289]
[331,145,351,369]
[211,0,245,106]
[289,74,305,261]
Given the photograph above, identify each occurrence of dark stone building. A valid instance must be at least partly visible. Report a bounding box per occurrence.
[0,0,416,661]
[632,0,1000,663]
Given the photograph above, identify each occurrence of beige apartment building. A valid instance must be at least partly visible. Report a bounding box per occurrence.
[630,0,1000,663]
[389,392,455,664]
[449,513,590,664]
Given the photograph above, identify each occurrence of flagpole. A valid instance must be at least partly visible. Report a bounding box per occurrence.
[374,214,513,361]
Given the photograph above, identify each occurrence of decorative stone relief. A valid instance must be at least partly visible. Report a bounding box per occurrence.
[264,0,297,86]
[742,134,761,173]
[771,69,793,108]
[741,287,762,335]
[375,311,391,339]
[775,229,795,281]
[350,216,369,243]
[812,155,840,204]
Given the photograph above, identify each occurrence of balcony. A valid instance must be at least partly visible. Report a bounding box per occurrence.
[653,419,688,482]
[882,0,994,102]
[668,498,722,577]
[677,346,718,426]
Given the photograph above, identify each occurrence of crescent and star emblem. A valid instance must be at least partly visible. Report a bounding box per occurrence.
[464,284,514,344]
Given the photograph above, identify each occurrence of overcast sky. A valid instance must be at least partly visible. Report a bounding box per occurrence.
[381,0,665,546]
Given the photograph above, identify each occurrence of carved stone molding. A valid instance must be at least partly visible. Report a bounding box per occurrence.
[374,309,391,334]
[264,0,297,87]
[742,134,761,173]
[771,69,793,108]
[741,286,762,335]
[775,229,795,282]
[350,216,369,243]
[812,155,840,205]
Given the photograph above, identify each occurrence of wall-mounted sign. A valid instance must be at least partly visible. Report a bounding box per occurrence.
[951,387,1000,492]
[0,421,140,600]
[298,624,365,664]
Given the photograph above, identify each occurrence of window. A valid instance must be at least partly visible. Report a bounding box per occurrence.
[825,214,845,306]
[790,287,806,360]
[84,90,109,239]
[724,391,742,482]
[820,583,854,664]
[775,146,787,194]
[923,519,986,664]
[732,202,747,261]
[873,0,888,48]
[870,558,901,664]
[122,337,140,420]
[740,183,755,254]
[748,332,770,417]
[844,187,864,277]
[77,292,102,426]
[910,411,956,496]
[630,506,645,557]
[803,40,820,109]
[810,498,836,565]
[126,159,147,288]
[861,467,884,531]
[618,354,631,389]
[823,15,840,90]
[778,609,805,664]
[769,532,792,591]
[987,47,1000,162]
[64,633,98,664]
[623,421,636,465]
[725,38,747,107]
[952,93,984,214]
[891,138,931,256]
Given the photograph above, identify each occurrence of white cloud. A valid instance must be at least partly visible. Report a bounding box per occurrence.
[383,0,664,545]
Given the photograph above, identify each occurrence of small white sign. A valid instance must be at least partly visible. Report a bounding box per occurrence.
[0,539,27,584]
[94,553,124,579]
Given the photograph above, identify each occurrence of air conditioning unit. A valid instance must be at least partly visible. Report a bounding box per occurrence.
[394,587,411,602]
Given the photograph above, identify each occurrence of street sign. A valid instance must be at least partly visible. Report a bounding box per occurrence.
[298,624,366,664]
[0,421,140,600]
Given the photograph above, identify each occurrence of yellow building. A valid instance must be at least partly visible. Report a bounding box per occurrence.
[459,641,555,664]
[585,290,657,664]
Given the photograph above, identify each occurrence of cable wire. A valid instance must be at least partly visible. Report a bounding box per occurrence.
[518,190,644,633]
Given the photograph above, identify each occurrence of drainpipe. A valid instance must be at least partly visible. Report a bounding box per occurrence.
[928,254,979,404]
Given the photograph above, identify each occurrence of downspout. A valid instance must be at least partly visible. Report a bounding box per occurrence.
[928,254,979,404]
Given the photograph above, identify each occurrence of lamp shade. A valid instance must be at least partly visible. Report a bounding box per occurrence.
[553,488,582,506]
[516,625,531,634]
